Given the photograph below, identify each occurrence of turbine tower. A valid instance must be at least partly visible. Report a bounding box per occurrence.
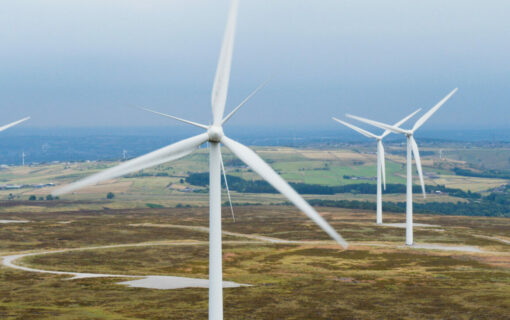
[52,1,347,319]
[332,109,420,224]
[347,88,457,245]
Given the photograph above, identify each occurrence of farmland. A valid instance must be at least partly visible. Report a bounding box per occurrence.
[0,144,508,207]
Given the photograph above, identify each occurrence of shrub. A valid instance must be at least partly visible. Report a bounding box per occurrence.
[146,203,164,209]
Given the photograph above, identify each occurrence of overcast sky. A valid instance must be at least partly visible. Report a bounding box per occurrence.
[0,0,508,130]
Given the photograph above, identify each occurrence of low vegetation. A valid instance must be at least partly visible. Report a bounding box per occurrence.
[0,206,509,319]
[0,145,509,318]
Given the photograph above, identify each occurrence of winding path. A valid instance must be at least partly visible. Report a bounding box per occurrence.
[1,222,312,290]
[2,241,250,289]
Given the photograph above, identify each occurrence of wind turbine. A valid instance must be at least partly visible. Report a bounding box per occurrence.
[52,1,347,319]
[346,88,457,245]
[332,108,421,224]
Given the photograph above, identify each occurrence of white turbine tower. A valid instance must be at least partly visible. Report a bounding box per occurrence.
[332,108,421,224]
[52,1,347,319]
[346,88,457,245]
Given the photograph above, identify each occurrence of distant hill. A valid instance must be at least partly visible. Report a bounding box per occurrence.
[0,127,509,165]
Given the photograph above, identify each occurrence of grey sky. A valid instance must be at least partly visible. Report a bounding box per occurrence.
[0,0,508,129]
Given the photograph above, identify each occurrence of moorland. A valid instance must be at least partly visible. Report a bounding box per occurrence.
[0,142,509,319]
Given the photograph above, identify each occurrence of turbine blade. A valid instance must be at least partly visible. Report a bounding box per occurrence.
[332,117,378,139]
[222,136,348,248]
[410,136,426,198]
[219,150,235,222]
[211,0,239,125]
[0,117,30,132]
[53,133,209,196]
[346,114,408,135]
[222,79,269,125]
[381,108,422,139]
[378,140,386,190]
[138,106,208,129]
[412,88,458,131]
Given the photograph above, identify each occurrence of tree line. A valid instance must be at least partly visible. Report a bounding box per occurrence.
[185,172,479,199]
[185,172,510,217]
[307,195,510,218]
[453,167,510,179]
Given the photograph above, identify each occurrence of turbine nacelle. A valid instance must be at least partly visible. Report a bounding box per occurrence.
[208,126,224,142]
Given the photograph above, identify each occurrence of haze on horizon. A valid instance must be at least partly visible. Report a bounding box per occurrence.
[0,0,508,130]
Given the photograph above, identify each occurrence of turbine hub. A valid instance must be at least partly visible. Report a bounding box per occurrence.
[208,126,224,142]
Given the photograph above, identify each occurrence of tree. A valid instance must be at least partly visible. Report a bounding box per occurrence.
[46,195,54,200]
[29,195,37,201]
[106,192,115,199]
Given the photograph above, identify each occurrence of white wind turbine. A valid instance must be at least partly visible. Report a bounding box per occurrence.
[52,1,347,319]
[346,88,457,245]
[332,108,421,225]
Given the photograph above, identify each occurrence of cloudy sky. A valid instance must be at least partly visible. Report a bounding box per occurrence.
[0,0,508,130]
